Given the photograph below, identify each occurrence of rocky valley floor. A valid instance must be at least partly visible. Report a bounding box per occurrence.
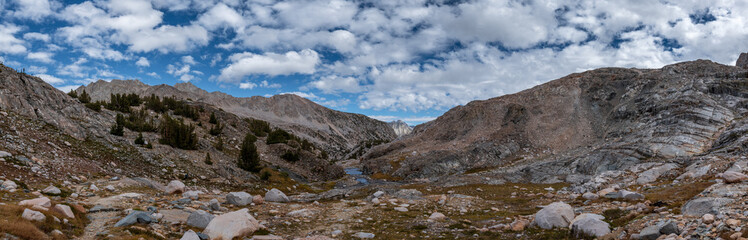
[1,150,747,240]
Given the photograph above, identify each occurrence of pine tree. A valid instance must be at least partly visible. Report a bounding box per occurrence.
[238,133,260,172]
[209,122,222,136]
[134,133,145,145]
[68,89,78,99]
[79,90,91,104]
[209,112,218,124]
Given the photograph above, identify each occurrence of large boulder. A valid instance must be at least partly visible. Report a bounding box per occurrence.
[227,192,253,206]
[204,209,260,240]
[2,180,17,190]
[719,171,748,183]
[187,210,214,229]
[53,204,75,219]
[636,164,678,185]
[19,197,52,208]
[42,185,61,195]
[21,209,46,222]
[681,197,734,216]
[165,180,186,194]
[183,191,202,200]
[264,188,289,203]
[737,52,748,68]
[532,202,575,229]
[570,214,610,238]
[393,189,423,200]
[180,230,200,240]
[114,211,153,227]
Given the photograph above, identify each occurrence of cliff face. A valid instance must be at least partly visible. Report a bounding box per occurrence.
[77,80,397,157]
[388,120,413,137]
[362,60,748,183]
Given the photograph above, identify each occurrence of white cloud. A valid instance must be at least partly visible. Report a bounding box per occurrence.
[58,57,88,78]
[12,0,59,22]
[147,72,159,78]
[35,73,64,84]
[239,82,256,89]
[23,32,50,42]
[136,57,150,67]
[0,23,27,54]
[218,49,320,82]
[369,115,436,124]
[181,55,197,65]
[55,84,81,93]
[309,75,363,94]
[198,3,246,31]
[27,51,55,63]
[281,91,320,100]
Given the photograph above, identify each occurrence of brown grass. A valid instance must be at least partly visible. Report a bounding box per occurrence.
[643,181,713,214]
[0,202,89,240]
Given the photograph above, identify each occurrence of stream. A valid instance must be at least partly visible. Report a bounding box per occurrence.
[344,167,369,185]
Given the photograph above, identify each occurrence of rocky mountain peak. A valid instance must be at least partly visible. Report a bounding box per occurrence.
[388,120,413,137]
[737,52,748,68]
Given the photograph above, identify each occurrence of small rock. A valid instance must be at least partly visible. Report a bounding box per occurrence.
[252,195,264,205]
[265,188,289,203]
[428,212,446,222]
[21,209,46,222]
[393,189,423,200]
[105,185,115,191]
[394,207,408,212]
[90,184,99,192]
[510,219,529,231]
[373,190,385,198]
[702,213,714,224]
[371,198,380,204]
[726,219,741,226]
[208,199,221,211]
[353,232,375,239]
[582,192,598,200]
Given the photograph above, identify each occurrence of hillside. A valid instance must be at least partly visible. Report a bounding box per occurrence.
[76,80,396,159]
[363,59,748,184]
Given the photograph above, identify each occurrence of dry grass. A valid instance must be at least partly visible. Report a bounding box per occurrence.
[643,181,713,214]
[0,202,89,239]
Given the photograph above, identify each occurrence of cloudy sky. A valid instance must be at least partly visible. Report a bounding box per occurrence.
[1,0,746,125]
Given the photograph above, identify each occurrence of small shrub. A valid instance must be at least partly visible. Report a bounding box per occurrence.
[281,151,300,162]
[204,152,213,165]
[214,136,224,151]
[260,170,271,181]
[266,129,291,144]
[134,133,145,145]
[209,122,222,136]
[209,112,218,124]
[84,102,101,111]
[247,118,270,137]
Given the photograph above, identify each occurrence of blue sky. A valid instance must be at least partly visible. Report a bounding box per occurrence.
[1,0,747,125]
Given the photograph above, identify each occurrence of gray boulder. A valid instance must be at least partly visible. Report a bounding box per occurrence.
[264,188,289,203]
[634,220,679,240]
[42,185,61,195]
[681,197,734,216]
[226,192,252,206]
[636,164,678,185]
[180,230,200,240]
[570,214,610,238]
[393,189,423,200]
[532,202,575,229]
[208,199,220,211]
[165,180,186,194]
[114,211,153,227]
[187,210,214,229]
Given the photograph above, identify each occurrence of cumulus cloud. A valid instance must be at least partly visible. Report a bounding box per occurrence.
[218,49,320,82]
[23,32,50,42]
[27,52,55,63]
[12,0,59,22]
[0,23,27,54]
[166,55,200,82]
[35,73,64,84]
[135,57,150,67]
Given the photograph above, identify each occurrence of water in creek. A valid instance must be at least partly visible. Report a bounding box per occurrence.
[344,168,369,185]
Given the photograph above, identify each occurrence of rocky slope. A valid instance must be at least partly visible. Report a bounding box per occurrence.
[76,80,396,158]
[388,120,413,137]
[363,59,748,184]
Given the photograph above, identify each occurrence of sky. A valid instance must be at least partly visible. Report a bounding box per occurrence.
[0,0,747,125]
